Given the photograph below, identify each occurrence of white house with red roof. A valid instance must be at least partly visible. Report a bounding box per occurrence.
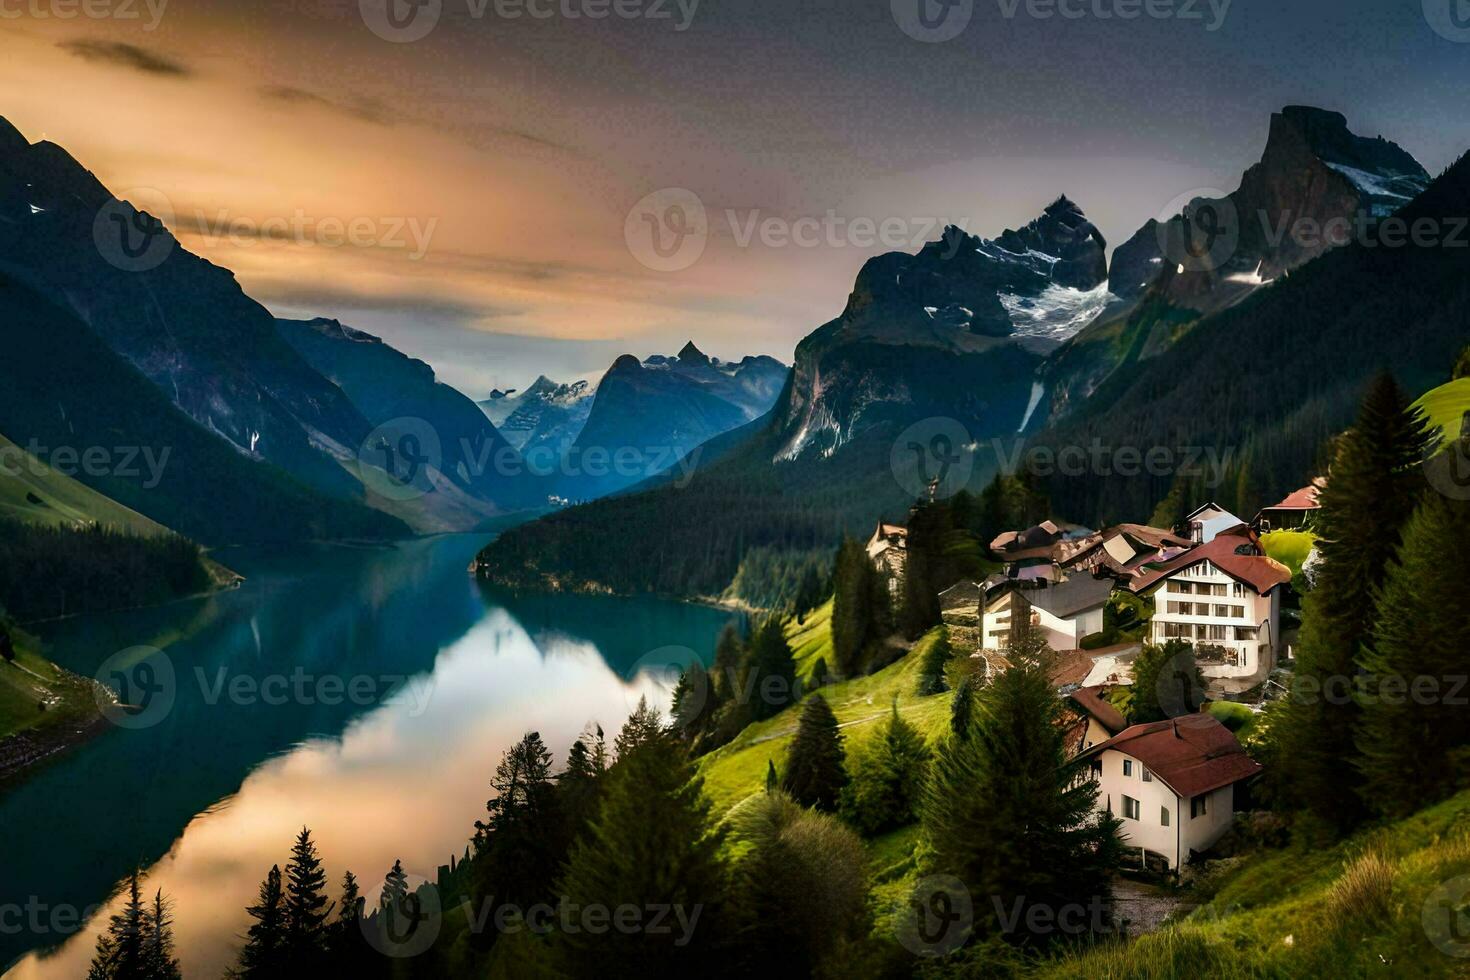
[1124,524,1291,688]
[1081,713,1262,870]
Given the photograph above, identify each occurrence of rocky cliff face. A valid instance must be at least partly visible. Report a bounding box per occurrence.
[0,116,382,505]
[778,197,1111,462]
[1109,106,1429,311]
[481,375,595,455]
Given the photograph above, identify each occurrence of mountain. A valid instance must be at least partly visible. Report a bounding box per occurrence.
[1035,145,1470,525]
[777,197,1111,462]
[478,375,595,456]
[545,343,787,500]
[0,116,419,520]
[0,269,406,545]
[277,317,535,532]
[1108,106,1429,311]
[474,196,1115,594]
[1047,106,1430,421]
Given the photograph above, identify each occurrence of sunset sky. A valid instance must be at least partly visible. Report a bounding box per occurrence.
[4,0,1467,395]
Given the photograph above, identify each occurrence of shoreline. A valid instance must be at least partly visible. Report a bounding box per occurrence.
[0,667,112,791]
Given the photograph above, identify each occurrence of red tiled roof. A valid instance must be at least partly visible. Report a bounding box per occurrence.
[1082,713,1262,798]
[1265,484,1322,512]
[1068,685,1127,734]
[1127,532,1291,596]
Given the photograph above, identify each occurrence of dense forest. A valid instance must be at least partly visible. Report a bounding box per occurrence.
[0,518,213,622]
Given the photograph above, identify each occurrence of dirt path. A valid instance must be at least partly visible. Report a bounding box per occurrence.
[1112,876,1196,937]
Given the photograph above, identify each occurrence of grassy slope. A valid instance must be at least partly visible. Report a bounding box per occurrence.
[698,610,951,818]
[1038,789,1470,978]
[1261,530,1317,578]
[0,431,167,534]
[1414,376,1470,451]
[0,628,99,744]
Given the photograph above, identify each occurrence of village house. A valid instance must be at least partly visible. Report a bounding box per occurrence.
[1080,713,1261,871]
[1061,685,1128,756]
[1181,502,1248,544]
[866,522,907,599]
[1254,480,1324,531]
[1124,524,1291,691]
[988,519,1094,582]
[979,574,1113,653]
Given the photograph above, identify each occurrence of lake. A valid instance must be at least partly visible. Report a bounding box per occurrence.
[0,534,737,977]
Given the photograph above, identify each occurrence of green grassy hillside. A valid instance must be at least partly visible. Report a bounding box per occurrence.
[0,625,104,762]
[0,431,168,534]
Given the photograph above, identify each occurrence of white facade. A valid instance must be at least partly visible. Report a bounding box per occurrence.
[1145,559,1281,683]
[1089,748,1235,869]
[981,592,1104,652]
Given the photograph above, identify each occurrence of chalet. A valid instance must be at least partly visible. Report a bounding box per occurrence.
[1125,525,1291,689]
[1081,713,1261,870]
[1254,480,1324,531]
[1061,685,1128,755]
[1059,523,1193,576]
[988,519,1093,582]
[866,522,907,599]
[980,573,1113,653]
[1181,502,1248,544]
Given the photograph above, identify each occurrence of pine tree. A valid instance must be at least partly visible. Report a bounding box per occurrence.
[471,731,563,940]
[831,537,876,677]
[729,791,870,974]
[87,871,149,980]
[328,870,366,964]
[1354,493,1470,816]
[709,624,744,703]
[381,859,409,909]
[743,617,798,721]
[780,694,847,811]
[559,731,606,841]
[614,697,665,758]
[555,715,731,976]
[671,659,714,734]
[841,698,932,835]
[920,621,1122,947]
[1274,373,1431,833]
[1128,640,1204,722]
[765,759,779,794]
[236,865,286,977]
[142,890,181,980]
[280,827,332,967]
[916,626,954,696]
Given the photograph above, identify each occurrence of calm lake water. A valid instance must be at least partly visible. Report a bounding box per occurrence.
[0,534,736,978]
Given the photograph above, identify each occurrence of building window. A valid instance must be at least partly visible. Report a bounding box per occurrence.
[1208,624,1227,641]
[1123,795,1140,820]
[1160,807,1170,826]
[1089,759,1102,780]
[1142,767,1153,782]
[1232,582,1245,598]
[1123,759,1134,777]
[1191,794,1208,818]
[1212,583,1227,597]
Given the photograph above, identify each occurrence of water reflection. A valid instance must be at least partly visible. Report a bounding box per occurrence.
[1,535,734,977]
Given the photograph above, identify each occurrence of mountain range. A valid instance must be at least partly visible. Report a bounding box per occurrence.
[475,105,1469,604]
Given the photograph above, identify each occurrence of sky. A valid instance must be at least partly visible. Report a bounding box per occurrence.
[3,0,1468,396]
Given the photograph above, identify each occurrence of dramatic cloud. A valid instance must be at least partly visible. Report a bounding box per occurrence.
[57,40,189,77]
[258,85,393,126]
